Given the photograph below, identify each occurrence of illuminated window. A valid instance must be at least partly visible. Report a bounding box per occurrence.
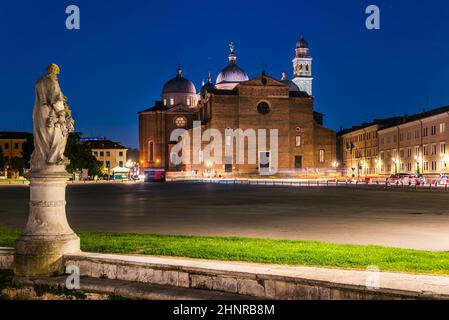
[440,123,446,134]
[149,141,154,162]
[431,144,437,155]
[163,99,167,106]
[431,125,437,136]
[186,98,191,106]
[319,149,325,163]
[414,146,419,157]
[423,145,429,156]
[295,135,301,147]
[175,116,187,128]
[432,161,437,171]
[170,98,174,105]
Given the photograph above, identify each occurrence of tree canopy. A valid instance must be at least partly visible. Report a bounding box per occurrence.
[64,132,104,177]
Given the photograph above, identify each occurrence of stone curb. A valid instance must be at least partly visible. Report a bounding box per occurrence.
[3,249,449,300]
[63,252,449,300]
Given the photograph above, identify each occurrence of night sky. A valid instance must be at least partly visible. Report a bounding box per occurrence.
[1,0,448,148]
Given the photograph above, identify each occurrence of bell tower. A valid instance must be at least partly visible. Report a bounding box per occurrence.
[292,35,313,96]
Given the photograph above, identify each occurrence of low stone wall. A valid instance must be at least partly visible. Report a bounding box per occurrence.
[3,249,449,300]
[63,252,449,300]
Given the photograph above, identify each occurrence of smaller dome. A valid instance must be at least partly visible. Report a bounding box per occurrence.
[280,72,300,92]
[201,72,215,94]
[296,35,309,49]
[162,67,196,94]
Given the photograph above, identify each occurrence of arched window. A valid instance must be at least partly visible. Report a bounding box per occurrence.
[148,141,154,162]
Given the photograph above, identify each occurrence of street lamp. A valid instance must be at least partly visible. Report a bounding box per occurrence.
[441,153,449,174]
[392,157,398,174]
[413,155,420,175]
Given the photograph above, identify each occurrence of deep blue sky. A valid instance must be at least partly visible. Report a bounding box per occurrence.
[1,0,448,148]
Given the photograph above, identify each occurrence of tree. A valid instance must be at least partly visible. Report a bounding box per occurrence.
[0,147,6,175]
[64,132,103,177]
[21,136,34,169]
[8,157,26,178]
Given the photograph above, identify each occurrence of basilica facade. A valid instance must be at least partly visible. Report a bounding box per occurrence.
[138,36,336,176]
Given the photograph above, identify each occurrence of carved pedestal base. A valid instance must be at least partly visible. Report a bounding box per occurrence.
[14,169,80,276]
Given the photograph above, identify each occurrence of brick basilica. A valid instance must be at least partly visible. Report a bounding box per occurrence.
[138,36,336,176]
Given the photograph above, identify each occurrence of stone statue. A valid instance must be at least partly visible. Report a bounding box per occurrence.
[15,64,80,276]
[31,64,74,172]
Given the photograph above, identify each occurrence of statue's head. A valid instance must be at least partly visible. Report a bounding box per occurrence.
[46,64,60,76]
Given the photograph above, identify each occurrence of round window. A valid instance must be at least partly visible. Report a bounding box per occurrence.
[257,102,270,115]
[175,116,187,128]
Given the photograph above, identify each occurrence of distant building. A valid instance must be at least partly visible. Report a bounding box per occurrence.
[338,118,403,177]
[339,105,449,177]
[378,105,449,176]
[84,139,128,171]
[0,132,32,161]
[139,36,336,176]
[126,148,140,163]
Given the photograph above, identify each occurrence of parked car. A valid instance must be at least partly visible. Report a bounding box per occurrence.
[144,169,166,182]
[388,173,424,185]
[387,173,409,184]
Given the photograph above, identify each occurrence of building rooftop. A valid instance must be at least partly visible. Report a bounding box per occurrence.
[84,139,127,150]
[0,132,33,140]
[339,104,449,136]
[338,117,404,136]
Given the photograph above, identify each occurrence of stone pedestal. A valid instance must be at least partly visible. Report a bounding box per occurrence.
[14,169,80,276]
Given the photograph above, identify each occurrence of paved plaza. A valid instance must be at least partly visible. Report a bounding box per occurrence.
[1,182,449,251]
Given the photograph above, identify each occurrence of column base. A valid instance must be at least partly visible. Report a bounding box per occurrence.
[14,233,80,276]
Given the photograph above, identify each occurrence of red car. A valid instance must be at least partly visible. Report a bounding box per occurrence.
[144,169,166,182]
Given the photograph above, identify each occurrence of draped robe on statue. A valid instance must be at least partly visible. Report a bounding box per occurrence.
[31,74,72,171]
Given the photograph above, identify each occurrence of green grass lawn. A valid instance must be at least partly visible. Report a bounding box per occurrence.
[1,227,449,275]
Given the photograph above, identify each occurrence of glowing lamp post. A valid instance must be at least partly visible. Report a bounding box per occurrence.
[392,158,398,174]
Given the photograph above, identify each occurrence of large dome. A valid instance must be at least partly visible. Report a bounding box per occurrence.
[162,67,196,94]
[216,64,249,85]
[215,43,249,89]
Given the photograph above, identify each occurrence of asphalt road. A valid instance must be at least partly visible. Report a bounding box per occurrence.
[1,182,449,251]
